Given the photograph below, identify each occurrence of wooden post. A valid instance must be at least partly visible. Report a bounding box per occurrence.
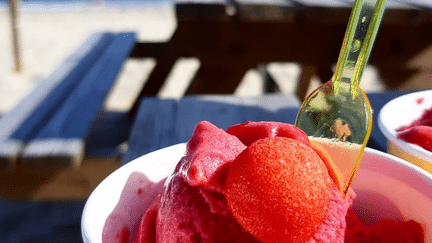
[9,0,22,73]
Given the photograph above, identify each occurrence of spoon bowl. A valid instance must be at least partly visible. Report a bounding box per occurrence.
[295,0,386,195]
[296,80,373,194]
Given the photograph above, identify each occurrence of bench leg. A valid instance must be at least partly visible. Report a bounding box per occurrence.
[186,64,252,94]
[296,64,317,102]
[128,58,177,122]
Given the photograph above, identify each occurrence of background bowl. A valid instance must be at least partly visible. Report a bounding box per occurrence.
[81,144,432,243]
[378,90,432,173]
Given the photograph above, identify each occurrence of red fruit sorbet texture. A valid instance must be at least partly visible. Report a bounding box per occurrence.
[108,121,424,243]
[396,105,432,152]
[225,137,332,243]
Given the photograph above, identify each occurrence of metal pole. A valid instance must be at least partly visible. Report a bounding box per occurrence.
[9,0,22,73]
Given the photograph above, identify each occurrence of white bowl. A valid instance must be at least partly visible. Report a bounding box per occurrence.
[378,90,432,173]
[82,144,432,242]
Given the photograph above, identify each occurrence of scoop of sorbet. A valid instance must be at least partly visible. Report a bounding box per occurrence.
[225,137,333,243]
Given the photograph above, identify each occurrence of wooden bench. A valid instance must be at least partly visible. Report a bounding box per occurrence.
[128,0,432,116]
[0,31,137,170]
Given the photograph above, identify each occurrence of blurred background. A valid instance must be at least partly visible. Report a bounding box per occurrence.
[0,0,432,241]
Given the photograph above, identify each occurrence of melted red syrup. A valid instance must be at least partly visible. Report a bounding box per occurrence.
[117,226,130,243]
[416,97,424,105]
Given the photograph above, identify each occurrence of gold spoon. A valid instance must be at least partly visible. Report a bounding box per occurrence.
[295,0,387,196]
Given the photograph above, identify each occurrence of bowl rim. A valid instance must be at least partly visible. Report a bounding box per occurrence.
[362,147,432,189]
[378,89,432,162]
[81,143,187,243]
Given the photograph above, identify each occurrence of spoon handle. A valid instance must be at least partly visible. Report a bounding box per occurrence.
[333,0,387,86]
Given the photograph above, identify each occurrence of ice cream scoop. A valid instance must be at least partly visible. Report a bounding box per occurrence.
[296,0,387,195]
[126,121,424,243]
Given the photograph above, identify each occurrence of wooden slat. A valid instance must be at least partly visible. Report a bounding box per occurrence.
[396,0,432,9]
[174,0,431,24]
[292,0,349,7]
[199,94,301,110]
[233,0,295,21]
[386,0,419,9]
[300,0,420,9]
[235,0,430,25]
[19,32,137,170]
[384,1,425,26]
[122,98,179,164]
[340,0,427,26]
[288,0,352,24]
[0,32,114,169]
[175,0,229,21]
[395,0,432,23]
